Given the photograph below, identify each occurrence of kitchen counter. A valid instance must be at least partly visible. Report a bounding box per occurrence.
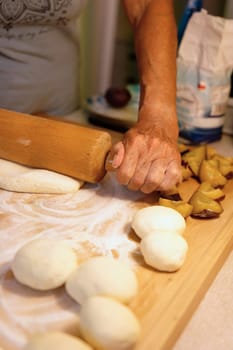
[0,109,232,350]
[65,109,233,350]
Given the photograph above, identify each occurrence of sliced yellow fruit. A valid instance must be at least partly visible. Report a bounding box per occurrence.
[211,155,233,178]
[159,186,181,201]
[189,190,223,218]
[178,143,192,154]
[206,145,217,159]
[181,165,193,181]
[199,160,227,188]
[198,182,225,200]
[158,197,193,218]
[182,145,206,177]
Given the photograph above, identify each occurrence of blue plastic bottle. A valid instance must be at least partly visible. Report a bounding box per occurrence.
[178,0,203,46]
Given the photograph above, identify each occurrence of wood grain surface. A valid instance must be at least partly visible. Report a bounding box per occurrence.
[0,173,232,350]
[0,109,112,183]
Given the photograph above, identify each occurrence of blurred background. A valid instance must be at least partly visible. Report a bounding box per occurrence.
[79,0,233,103]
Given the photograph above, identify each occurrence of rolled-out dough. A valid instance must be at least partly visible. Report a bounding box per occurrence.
[0,159,83,194]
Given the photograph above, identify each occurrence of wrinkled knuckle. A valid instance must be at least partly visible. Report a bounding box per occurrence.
[158,184,166,192]
[141,185,151,194]
[141,178,158,194]
[128,181,141,191]
[141,184,156,194]
[169,167,180,179]
[116,169,130,185]
[160,182,174,192]
[132,175,144,188]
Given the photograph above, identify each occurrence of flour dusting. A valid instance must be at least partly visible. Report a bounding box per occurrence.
[0,173,155,350]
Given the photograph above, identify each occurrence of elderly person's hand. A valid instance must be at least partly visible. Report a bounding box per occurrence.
[109,105,181,193]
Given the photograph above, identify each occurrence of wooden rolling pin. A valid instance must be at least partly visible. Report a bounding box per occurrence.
[0,109,113,183]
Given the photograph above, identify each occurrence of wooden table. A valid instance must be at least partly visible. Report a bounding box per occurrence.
[0,113,232,350]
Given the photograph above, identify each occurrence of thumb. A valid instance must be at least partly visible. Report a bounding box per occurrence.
[105,142,125,171]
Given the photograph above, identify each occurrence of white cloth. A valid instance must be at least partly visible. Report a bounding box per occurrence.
[0,0,87,115]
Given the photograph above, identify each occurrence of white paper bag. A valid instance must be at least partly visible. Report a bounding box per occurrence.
[176,9,233,143]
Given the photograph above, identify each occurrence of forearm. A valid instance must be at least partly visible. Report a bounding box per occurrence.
[111,1,181,192]
[123,0,178,137]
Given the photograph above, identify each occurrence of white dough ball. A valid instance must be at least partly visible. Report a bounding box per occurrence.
[140,232,188,272]
[66,256,138,305]
[24,331,93,350]
[79,296,141,350]
[131,205,186,239]
[12,239,78,290]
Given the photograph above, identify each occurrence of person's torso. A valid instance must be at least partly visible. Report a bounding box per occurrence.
[0,0,87,115]
[0,0,87,31]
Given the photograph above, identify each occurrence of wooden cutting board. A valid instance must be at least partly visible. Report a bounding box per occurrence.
[0,170,232,350]
[133,177,233,350]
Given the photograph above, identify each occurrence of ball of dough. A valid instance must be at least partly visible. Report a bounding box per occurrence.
[131,205,186,239]
[79,296,141,350]
[24,331,93,350]
[140,232,188,272]
[12,239,78,290]
[65,256,138,305]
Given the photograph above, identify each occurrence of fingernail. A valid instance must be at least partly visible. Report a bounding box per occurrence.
[112,155,119,168]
